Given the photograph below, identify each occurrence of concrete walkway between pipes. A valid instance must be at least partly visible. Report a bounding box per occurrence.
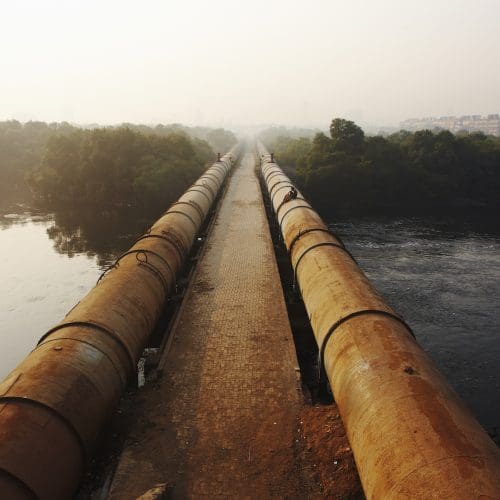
[108,148,321,498]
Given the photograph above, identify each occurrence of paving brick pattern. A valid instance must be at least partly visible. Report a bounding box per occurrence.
[109,151,309,498]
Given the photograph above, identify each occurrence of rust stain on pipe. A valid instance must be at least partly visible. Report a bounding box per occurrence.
[0,149,239,500]
[259,146,500,499]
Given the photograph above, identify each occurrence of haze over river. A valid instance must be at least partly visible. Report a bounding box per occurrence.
[1,203,499,437]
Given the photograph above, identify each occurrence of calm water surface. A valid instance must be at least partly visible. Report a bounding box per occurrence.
[0,215,101,374]
[0,204,498,436]
[0,202,151,379]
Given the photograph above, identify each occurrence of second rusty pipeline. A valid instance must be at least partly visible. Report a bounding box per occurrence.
[0,147,240,500]
[258,145,500,499]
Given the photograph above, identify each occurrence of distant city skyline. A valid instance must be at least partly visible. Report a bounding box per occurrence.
[400,113,500,136]
[1,0,499,128]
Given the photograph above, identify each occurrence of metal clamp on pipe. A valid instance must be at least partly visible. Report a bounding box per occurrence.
[278,204,316,230]
[185,187,212,204]
[287,227,344,254]
[133,232,186,263]
[292,241,357,290]
[318,309,416,375]
[168,201,205,225]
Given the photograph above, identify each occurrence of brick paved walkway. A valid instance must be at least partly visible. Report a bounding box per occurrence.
[109,149,309,498]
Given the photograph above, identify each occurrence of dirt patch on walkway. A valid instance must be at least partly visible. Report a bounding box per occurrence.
[297,404,364,499]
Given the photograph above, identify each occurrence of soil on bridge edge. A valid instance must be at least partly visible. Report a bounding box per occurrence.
[78,384,363,499]
[297,404,364,499]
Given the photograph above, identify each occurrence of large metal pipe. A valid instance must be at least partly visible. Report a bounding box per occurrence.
[0,148,239,499]
[258,145,500,499]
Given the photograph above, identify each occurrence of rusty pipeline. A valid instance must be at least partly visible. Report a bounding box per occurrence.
[0,148,240,500]
[258,145,500,499]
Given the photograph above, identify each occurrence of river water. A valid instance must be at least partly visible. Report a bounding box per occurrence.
[0,204,498,437]
[331,215,500,436]
[0,202,151,381]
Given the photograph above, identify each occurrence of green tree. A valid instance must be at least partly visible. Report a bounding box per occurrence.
[305,132,336,170]
[206,128,237,154]
[29,127,213,212]
[329,118,365,155]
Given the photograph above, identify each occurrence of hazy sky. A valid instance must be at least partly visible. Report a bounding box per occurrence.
[1,0,499,128]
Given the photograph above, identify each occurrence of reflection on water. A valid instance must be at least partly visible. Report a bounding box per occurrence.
[0,216,100,377]
[331,215,500,435]
[0,202,159,378]
[46,205,156,267]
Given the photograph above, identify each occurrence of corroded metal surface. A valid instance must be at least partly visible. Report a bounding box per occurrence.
[259,146,500,499]
[0,149,239,500]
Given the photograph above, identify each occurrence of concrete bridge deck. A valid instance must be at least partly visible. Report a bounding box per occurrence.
[108,150,321,497]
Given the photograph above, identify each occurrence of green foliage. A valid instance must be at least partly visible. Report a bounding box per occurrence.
[28,127,214,211]
[0,120,236,209]
[259,126,318,146]
[259,128,317,184]
[329,118,365,155]
[305,133,335,170]
[205,128,238,154]
[264,135,312,171]
[260,118,500,214]
[0,120,78,198]
[120,123,237,155]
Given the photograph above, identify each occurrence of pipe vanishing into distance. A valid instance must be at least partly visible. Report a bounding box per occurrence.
[259,146,500,499]
[0,149,239,499]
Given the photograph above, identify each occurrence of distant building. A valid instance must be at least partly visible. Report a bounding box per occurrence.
[400,114,500,136]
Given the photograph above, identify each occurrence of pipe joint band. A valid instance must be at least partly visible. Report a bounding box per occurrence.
[276,197,307,216]
[192,182,216,199]
[162,210,198,231]
[263,166,281,179]
[278,204,315,231]
[209,167,227,179]
[288,227,345,255]
[0,397,88,465]
[117,249,173,296]
[211,163,227,174]
[200,172,222,188]
[98,248,175,289]
[293,242,357,290]
[268,179,292,196]
[318,310,416,379]
[198,176,219,191]
[168,201,204,225]
[186,188,211,204]
[134,233,185,263]
[264,171,283,184]
[37,321,136,375]
[40,337,127,388]
[137,259,170,296]
[270,183,295,204]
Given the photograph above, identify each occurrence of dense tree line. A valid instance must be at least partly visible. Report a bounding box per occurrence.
[0,120,236,210]
[117,123,237,155]
[259,125,318,142]
[262,118,500,215]
[28,127,216,211]
[0,121,78,198]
